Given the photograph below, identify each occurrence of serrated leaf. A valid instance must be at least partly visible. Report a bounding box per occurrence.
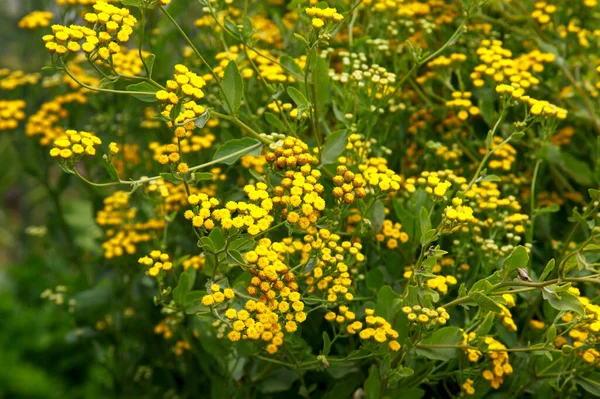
[212,138,262,165]
[320,130,349,165]
[126,81,159,102]
[222,61,243,115]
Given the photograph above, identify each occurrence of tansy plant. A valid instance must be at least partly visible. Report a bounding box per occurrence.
[3,0,600,398]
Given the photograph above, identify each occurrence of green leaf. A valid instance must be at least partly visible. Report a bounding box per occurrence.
[121,0,141,7]
[322,331,332,356]
[184,290,208,314]
[144,54,155,77]
[366,268,385,290]
[419,207,431,236]
[374,286,402,323]
[369,200,385,232]
[502,245,529,273]
[279,55,303,75]
[198,236,216,252]
[222,61,244,115]
[415,327,463,361]
[227,249,245,265]
[159,172,180,184]
[212,138,262,165]
[575,374,600,396]
[192,172,214,183]
[364,365,381,399]
[264,112,286,132]
[420,228,437,246]
[476,311,496,337]
[480,174,501,182]
[542,284,584,315]
[287,86,310,108]
[208,228,226,251]
[470,292,502,312]
[173,272,190,306]
[126,81,159,102]
[194,111,210,128]
[540,259,555,281]
[536,204,560,215]
[320,130,349,165]
[293,32,310,48]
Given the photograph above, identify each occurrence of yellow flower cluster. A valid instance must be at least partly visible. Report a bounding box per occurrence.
[44,2,136,58]
[462,378,475,395]
[471,40,554,88]
[326,307,401,351]
[332,165,367,204]
[155,64,206,107]
[111,48,150,76]
[555,292,600,364]
[0,69,41,90]
[485,136,517,170]
[96,191,164,258]
[445,91,481,121]
[426,53,467,69]
[219,239,307,354]
[425,275,458,294]
[25,91,88,146]
[240,154,268,174]
[462,332,513,390]
[531,1,557,26]
[200,284,235,306]
[49,129,101,160]
[444,198,475,223]
[185,191,274,236]
[375,220,409,249]
[303,228,364,302]
[402,305,451,327]
[150,132,216,165]
[182,255,205,271]
[267,100,307,120]
[138,250,173,277]
[359,157,402,194]
[306,6,344,29]
[0,100,26,131]
[496,304,517,332]
[481,337,513,389]
[265,137,326,230]
[18,11,53,29]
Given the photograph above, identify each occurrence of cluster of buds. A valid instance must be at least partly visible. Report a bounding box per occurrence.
[138,250,173,277]
[402,305,450,328]
[332,165,366,204]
